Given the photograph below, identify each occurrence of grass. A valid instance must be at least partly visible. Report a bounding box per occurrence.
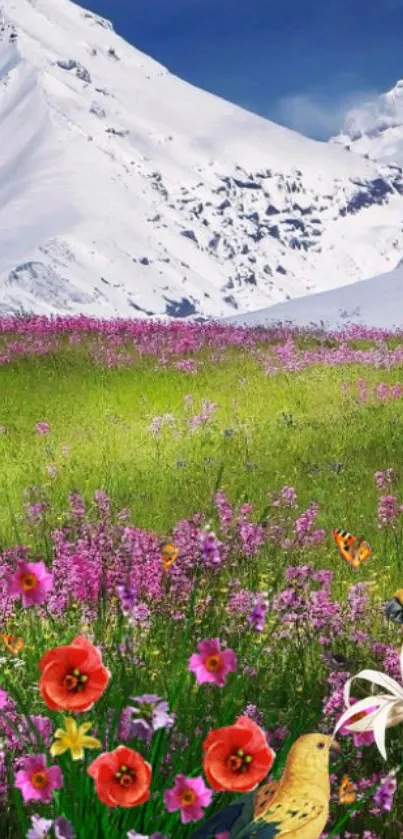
[2,349,403,539]
[1,323,403,838]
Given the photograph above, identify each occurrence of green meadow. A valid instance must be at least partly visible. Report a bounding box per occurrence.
[1,347,403,550]
[1,326,403,839]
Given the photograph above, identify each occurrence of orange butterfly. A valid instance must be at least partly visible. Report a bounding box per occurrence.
[333,528,372,569]
[1,633,25,655]
[161,543,179,571]
[339,774,356,805]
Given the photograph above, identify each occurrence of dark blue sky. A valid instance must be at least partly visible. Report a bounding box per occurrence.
[77,0,403,139]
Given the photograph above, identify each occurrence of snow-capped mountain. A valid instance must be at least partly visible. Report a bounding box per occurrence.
[332,81,403,166]
[226,262,403,330]
[3,1,403,318]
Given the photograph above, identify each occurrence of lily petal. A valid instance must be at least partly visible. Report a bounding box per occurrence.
[81,736,101,750]
[70,744,84,761]
[334,695,391,736]
[50,741,68,757]
[386,702,403,728]
[78,722,93,736]
[372,701,394,760]
[65,717,78,737]
[344,669,403,703]
[53,728,68,740]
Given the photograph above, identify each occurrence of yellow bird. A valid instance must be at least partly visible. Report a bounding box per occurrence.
[191,733,340,839]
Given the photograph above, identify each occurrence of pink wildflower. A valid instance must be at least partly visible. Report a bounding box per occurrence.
[164,773,213,823]
[189,638,237,687]
[5,560,53,607]
[35,422,50,436]
[14,754,63,803]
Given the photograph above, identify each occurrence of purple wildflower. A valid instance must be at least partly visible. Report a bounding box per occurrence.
[247,593,269,632]
[27,816,53,839]
[373,774,397,812]
[35,422,50,436]
[377,495,400,528]
[200,530,222,568]
[54,817,75,839]
[116,583,137,615]
[122,694,175,743]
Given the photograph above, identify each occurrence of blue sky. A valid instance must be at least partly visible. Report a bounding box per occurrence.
[78,0,403,139]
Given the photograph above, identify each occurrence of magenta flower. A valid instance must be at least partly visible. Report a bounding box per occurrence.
[351,729,375,747]
[14,754,63,804]
[373,773,397,812]
[35,422,50,436]
[0,689,8,709]
[188,638,237,687]
[216,834,230,839]
[5,560,53,607]
[164,774,213,823]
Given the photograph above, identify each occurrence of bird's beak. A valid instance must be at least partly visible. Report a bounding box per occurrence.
[329,739,341,756]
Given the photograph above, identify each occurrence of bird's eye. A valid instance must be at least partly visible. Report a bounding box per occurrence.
[317,742,325,749]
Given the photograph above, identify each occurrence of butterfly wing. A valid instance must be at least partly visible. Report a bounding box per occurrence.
[2,633,24,654]
[339,775,356,805]
[333,529,358,567]
[356,540,372,566]
[333,529,372,569]
[161,543,179,570]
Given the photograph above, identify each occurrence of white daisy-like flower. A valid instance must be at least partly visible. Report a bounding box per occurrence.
[334,646,403,760]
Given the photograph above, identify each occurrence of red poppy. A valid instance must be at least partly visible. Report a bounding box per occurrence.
[39,636,110,712]
[203,716,275,792]
[88,745,152,807]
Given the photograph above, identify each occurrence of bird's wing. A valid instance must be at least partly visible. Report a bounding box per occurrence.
[253,781,280,818]
[254,791,326,835]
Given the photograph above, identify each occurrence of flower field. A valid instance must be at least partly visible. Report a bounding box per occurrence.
[2,316,403,838]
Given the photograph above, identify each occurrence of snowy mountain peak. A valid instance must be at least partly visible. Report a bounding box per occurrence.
[3,0,403,318]
[332,80,403,166]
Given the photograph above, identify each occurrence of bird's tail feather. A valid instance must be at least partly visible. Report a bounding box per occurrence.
[189,801,245,839]
[234,821,280,839]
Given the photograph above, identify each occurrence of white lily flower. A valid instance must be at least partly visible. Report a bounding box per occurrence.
[333,646,403,760]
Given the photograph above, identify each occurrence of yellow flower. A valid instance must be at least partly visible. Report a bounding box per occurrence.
[50,717,101,761]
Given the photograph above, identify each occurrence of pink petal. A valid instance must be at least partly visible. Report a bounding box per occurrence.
[181,804,205,823]
[5,574,23,596]
[164,789,180,811]
[222,649,237,671]
[197,638,221,657]
[47,766,63,788]
[188,654,203,672]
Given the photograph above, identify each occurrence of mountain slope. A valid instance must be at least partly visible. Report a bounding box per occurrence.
[225,262,403,330]
[331,80,403,166]
[3,1,403,317]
